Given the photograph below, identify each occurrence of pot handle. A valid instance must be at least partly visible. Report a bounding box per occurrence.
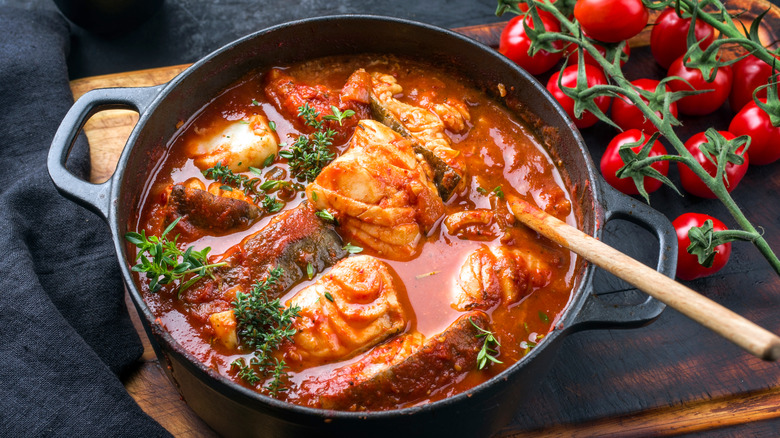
[569,183,676,331]
[47,85,162,221]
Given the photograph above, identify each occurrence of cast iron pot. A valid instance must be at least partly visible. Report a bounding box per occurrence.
[49,15,676,438]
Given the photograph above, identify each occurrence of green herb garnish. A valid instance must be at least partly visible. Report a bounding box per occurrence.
[125,217,225,294]
[343,243,363,254]
[203,162,285,214]
[231,267,300,395]
[324,292,335,302]
[470,317,502,370]
[279,104,354,182]
[322,106,356,126]
[315,209,337,224]
[261,195,284,213]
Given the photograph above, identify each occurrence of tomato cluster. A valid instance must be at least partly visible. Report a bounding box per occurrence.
[498,0,780,280]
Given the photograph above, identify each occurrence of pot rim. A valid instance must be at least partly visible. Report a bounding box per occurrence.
[110,14,601,420]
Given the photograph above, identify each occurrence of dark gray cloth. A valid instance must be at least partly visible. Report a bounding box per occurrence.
[0,7,170,436]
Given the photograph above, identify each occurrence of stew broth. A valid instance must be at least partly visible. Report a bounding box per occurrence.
[131,55,578,410]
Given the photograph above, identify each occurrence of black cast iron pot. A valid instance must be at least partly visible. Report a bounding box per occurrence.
[48,15,676,438]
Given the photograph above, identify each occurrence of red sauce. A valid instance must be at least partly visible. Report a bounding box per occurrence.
[131,55,578,409]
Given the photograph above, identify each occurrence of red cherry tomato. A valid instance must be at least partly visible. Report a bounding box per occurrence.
[600,129,669,195]
[673,213,731,281]
[650,8,715,69]
[499,13,563,75]
[667,56,733,116]
[729,54,778,112]
[611,78,678,133]
[728,98,780,165]
[574,0,648,43]
[546,64,611,128]
[565,40,630,68]
[677,131,749,198]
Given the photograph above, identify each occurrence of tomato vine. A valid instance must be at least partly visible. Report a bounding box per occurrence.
[496,0,780,275]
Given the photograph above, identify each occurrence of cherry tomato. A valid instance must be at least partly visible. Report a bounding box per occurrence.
[728,98,780,165]
[565,40,630,68]
[650,8,715,69]
[673,213,731,281]
[499,13,563,75]
[547,64,611,128]
[667,56,733,116]
[611,78,678,133]
[600,129,669,195]
[574,0,648,43]
[677,131,749,198]
[729,54,778,112]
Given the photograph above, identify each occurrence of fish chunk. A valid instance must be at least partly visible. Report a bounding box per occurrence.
[186,114,278,173]
[180,203,347,323]
[264,68,371,143]
[454,245,554,311]
[281,255,411,369]
[208,310,238,349]
[167,184,260,235]
[369,72,468,200]
[223,203,348,296]
[306,120,444,260]
[302,310,489,411]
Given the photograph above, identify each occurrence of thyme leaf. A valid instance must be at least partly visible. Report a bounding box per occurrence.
[343,243,364,254]
[231,267,300,394]
[125,217,225,294]
[281,103,354,182]
[203,162,286,214]
[470,317,502,370]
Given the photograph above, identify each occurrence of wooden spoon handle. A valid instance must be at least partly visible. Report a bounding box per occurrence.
[507,196,780,361]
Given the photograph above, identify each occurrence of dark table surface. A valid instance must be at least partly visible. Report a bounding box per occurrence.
[2,0,506,80]
[5,0,780,436]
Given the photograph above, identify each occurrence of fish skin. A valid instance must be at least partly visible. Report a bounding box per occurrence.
[222,202,348,296]
[310,310,489,410]
[181,203,347,320]
[369,96,462,201]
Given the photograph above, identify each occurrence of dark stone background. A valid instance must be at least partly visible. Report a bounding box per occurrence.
[1,0,505,79]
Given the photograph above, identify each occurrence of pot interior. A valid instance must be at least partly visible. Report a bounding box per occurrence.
[113,14,600,423]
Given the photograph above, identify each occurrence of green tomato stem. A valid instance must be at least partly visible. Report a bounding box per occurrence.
[532,0,780,275]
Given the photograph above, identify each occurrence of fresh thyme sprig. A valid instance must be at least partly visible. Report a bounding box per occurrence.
[496,0,780,275]
[470,317,502,370]
[231,267,300,395]
[125,217,226,294]
[279,104,354,182]
[203,162,286,213]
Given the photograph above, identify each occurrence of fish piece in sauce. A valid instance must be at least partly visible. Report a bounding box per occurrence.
[299,310,489,411]
[280,255,410,369]
[183,203,347,325]
[264,68,371,143]
[453,245,556,311]
[369,71,469,200]
[186,114,278,173]
[166,184,260,237]
[306,120,444,260]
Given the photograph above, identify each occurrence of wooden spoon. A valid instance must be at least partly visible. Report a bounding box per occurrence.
[507,195,780,361]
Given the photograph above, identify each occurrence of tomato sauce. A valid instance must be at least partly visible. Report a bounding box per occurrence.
[131,54,579,409]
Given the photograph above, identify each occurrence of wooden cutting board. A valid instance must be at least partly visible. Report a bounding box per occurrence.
[70,4,780,436]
